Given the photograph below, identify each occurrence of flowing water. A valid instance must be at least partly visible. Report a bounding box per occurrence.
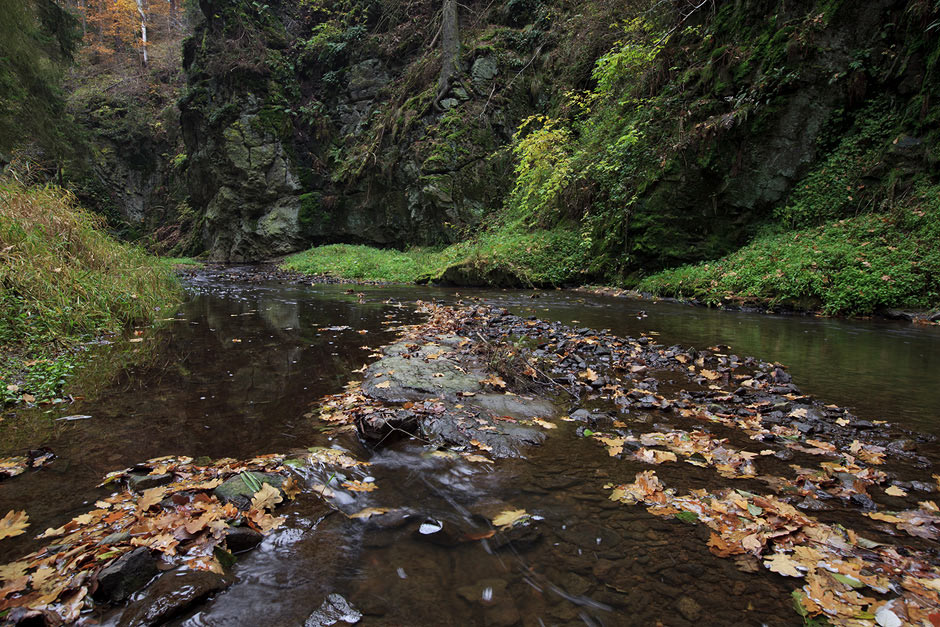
[2,267,940,626]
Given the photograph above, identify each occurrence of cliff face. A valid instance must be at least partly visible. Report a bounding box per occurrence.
[177,0,938,267]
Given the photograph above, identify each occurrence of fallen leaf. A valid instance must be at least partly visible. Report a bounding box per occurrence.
[138,487,167,511]
[764,552,805,577]
[480,374,507,389]
[462,454,494,464]
[492,509,529,528]
[0,510,30,540]
[250,483,283,510]
[281,476,301,500]
[349,508,391,519]
[342,480,377,492]
[885,485,908,497]
[532,418,556,430]
[375,381,391,389]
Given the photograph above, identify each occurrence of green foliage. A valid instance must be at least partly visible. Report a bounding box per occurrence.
[638,181,940,315]
[776,100,898,229]
[591,17,664,95]
[0,179,180,403]
[507,115,574,228]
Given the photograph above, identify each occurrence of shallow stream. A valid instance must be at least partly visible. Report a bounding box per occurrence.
[3,267,940,626]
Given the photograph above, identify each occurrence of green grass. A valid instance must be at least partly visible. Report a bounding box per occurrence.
[159,256,202,266]
[283,244,444,283]
[0,179,180,404]
[638,185,940,315]
[282,223,592,287]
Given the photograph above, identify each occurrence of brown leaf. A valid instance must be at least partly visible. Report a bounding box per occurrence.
[763,552,805,577]
[0,510,30,540]
[342,480,377,492]
[138,487,167,511]
[250,483,283,511]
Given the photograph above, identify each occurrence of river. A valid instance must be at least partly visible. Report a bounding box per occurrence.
[2,267,939,625]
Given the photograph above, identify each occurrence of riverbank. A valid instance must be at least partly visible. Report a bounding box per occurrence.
[280,228,940,322]
[0,181,180,406]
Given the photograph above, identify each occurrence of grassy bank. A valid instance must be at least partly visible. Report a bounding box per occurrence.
[282,223,591,287]
[0,180,180,404]
[637,193,940,315]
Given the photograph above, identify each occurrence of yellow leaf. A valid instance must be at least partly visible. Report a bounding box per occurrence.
[480,374,507,389]
[349,508,391,519]
[884,485,907,497]
[700,369,721,381]
[0,510,30,540]
[342,480,377,492]
[250,483,283,511]
[375,381,391,389]
[462,453,494,464]
[492,509,529,528]
[532,417,556,430]
[763,552,805,577]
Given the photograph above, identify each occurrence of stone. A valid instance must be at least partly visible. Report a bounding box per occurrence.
[457,578,507,603]
[118,570,230,627]
[127,472,174,492]
[490,522,542,551]
[361,344,482,403]
[94,547,158,603]
[677,595,702,622]
[225,526,264,553]
[214,472,286,510]
[305,593,362,626]
[471,56,499,89]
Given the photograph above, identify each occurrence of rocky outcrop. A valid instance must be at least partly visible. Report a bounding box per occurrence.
[177,0,558,260]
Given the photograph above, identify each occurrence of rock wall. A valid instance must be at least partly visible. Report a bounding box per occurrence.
[178,0,591,260]
[177,0,938,270]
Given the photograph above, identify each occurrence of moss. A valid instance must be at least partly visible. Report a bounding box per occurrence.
[298,192,328,235]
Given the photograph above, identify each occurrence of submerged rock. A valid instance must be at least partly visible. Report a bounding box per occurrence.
[304,593,362,626]
[118,569,231,627]
[225,525,264,553]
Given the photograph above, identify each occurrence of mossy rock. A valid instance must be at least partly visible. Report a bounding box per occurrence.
[214,472,286,510]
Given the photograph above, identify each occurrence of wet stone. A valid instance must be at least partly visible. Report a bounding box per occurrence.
[491,522,542,551]
[225,525,263,553]
[213,472,285,510]
[677,595,703,622]
[555,522,622,549]
[118,569,230,627]
[305,593,362,626]
[94,547,158,603]
[457,578,507,604]
[127,472,174,492]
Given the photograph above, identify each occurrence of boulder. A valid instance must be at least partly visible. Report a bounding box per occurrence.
[213,472,286,510]
[305,593,362,626]
[94,547,158,603]
[118,569,230,627]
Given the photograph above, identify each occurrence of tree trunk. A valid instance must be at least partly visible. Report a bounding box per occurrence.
[135,0,148,66]
[433,0,460,110]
